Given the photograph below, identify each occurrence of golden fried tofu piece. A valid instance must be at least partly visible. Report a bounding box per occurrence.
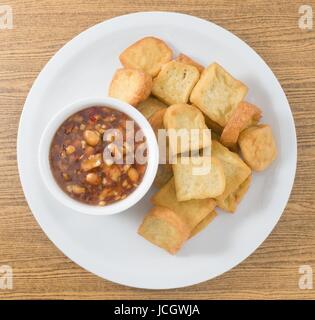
[175,53,204,73]
[238,124,277,171]
[149,108,166,135]
[220,101,261,150]
[108,68,152,106]
[190,210,217,238]
[137,96,167,119]
[148,108,173,188]
[163,104,211,154]
[217,175,252,212]
[154,164,173,188]
[152,178,217,230]
[152,61,200,105]
[173,156,225,201]
[138,206,190,254]
[190,63,248,127]
[212,140,251,203]
[204,116,223,135]
[119,37,173,77]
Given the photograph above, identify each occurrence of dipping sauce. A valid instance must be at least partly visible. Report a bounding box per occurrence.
[49,106,147,206]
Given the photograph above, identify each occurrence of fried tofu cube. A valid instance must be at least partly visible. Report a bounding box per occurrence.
[149,108,167,135]
[238,124,277,171]
[153,164,173,188]
[148,108,173,188]
[212,140,251,203]
[108,68,152,106]
[163,104,211,154]
[190,63,248,127]
[217,175,252,212]
[189,210,217,238]
[220,101,262,150]
[173,156,226,201]
[175,53,205,73]
[152,178,217,230]
[152,61,200,105]
[204,116,223,135]
[136,96,167,120]
[119,37,173,77]
[138,206,190,254]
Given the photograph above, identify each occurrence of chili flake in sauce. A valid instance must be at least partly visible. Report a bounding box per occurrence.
[49,106,147,206]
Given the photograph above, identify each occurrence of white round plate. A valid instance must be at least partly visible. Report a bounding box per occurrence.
[17,12,297,289]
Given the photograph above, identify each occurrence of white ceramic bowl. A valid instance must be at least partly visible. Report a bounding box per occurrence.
[38,97,159,215]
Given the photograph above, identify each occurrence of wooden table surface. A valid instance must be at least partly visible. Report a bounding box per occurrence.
[0,0,314,300]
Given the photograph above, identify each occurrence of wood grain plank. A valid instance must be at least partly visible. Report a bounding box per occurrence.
[0,0,314,299]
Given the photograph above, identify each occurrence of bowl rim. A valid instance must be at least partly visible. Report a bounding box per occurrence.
[38,96,159,215]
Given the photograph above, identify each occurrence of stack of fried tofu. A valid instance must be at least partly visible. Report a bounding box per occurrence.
[108,37,277,254]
